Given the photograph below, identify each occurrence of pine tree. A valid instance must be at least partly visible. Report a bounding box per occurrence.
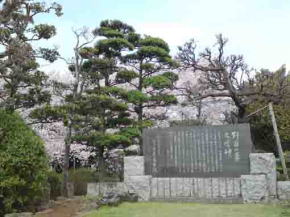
[30,22,139,195]
[120,28,179,152]
[71,20,140,173]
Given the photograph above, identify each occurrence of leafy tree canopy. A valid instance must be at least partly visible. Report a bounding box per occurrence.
[0,0,62,111]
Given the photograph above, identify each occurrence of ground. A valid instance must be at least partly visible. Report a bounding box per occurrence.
[35,197,84,217]
[84,202,290,217]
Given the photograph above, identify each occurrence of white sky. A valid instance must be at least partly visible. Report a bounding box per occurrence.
[37,0,290,77]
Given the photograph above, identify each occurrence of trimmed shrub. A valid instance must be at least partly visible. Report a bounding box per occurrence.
[47,171,62,200]
[68,168,98,196]
[0,110,48,216]
[66,168,121,196]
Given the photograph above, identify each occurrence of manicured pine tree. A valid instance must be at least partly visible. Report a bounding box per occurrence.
[80,20,180,153]
[72,20,140,170]
[119,29,179,152]
[30,21,140,194]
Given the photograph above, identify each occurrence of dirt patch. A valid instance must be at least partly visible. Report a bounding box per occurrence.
[35,197,84,217]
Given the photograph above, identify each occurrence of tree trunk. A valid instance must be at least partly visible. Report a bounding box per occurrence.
[63,124,72,197]
[138,105,143,155]
[98,146,104,182]
[138,64,144,155]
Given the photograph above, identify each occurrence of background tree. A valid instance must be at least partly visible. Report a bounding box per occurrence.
[177,34,288,122]
[0,0,62,111]
[246,66,290,152]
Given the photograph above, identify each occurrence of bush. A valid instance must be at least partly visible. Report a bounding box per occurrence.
[68,168,98,196]
[0,110,48,216]
[47,171,62,200]
[67,168,121,196]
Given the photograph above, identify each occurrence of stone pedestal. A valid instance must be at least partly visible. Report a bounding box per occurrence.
[250,153,277,196]
[124,156,145,177]
[277,181,290,200]
[241,174,269,203]
[125,175,151,201]
[124,156,151,201]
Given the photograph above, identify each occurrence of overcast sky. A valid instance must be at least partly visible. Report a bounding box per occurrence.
[37,0,290,77]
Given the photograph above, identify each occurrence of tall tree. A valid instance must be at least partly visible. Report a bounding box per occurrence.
[71,20,139,173]
[177,34,288,122]
[80,20,179,152]
[30,22,139,195]
[30,28,95,197]
[0,0,62,111]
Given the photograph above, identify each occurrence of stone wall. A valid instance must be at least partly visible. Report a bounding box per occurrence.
[150,177,241,201]
[87,182,127,197]
[277,181,290,200]
[240,153,277,203]
[88,156,152,201]
[87,153,288,203]
[250,153,277,197]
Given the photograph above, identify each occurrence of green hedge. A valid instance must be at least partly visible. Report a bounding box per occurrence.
[68,168,98,195]
[47,171,62,200]
[0,110,48,216]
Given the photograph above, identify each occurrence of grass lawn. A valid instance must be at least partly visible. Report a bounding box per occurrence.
[84,202,289,217]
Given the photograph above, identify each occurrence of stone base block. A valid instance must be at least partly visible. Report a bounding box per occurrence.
[150,177,241,200]
[124,156,144,176]
[241,174,268,203]
[87,182,127,196]
[250,153,277,196]
[124,175,151,201]
[277,181,290,200]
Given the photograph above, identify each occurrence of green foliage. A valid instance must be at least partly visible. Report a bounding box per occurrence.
[68,168,98,196]
[120,27,179,146]
[97,20,135,35]
[120,128,141,138]
[96,38,134,57]
[0,0,62,111]
[246,67,290,152]
[47,171,62,200]
[247,102,290,152]
[150,94,178,105]
[143,75,173,89]
[94,27,124,38]
[116,70,138,83]
[137,120,154,128]
[73,132,131,148]
[126,90,149,104]
[29,104,67,124]
[140,36,170,52]
[32,24,56,39]
[0,110,48,215]
[137,46,170,60]
[162,72,179,83]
